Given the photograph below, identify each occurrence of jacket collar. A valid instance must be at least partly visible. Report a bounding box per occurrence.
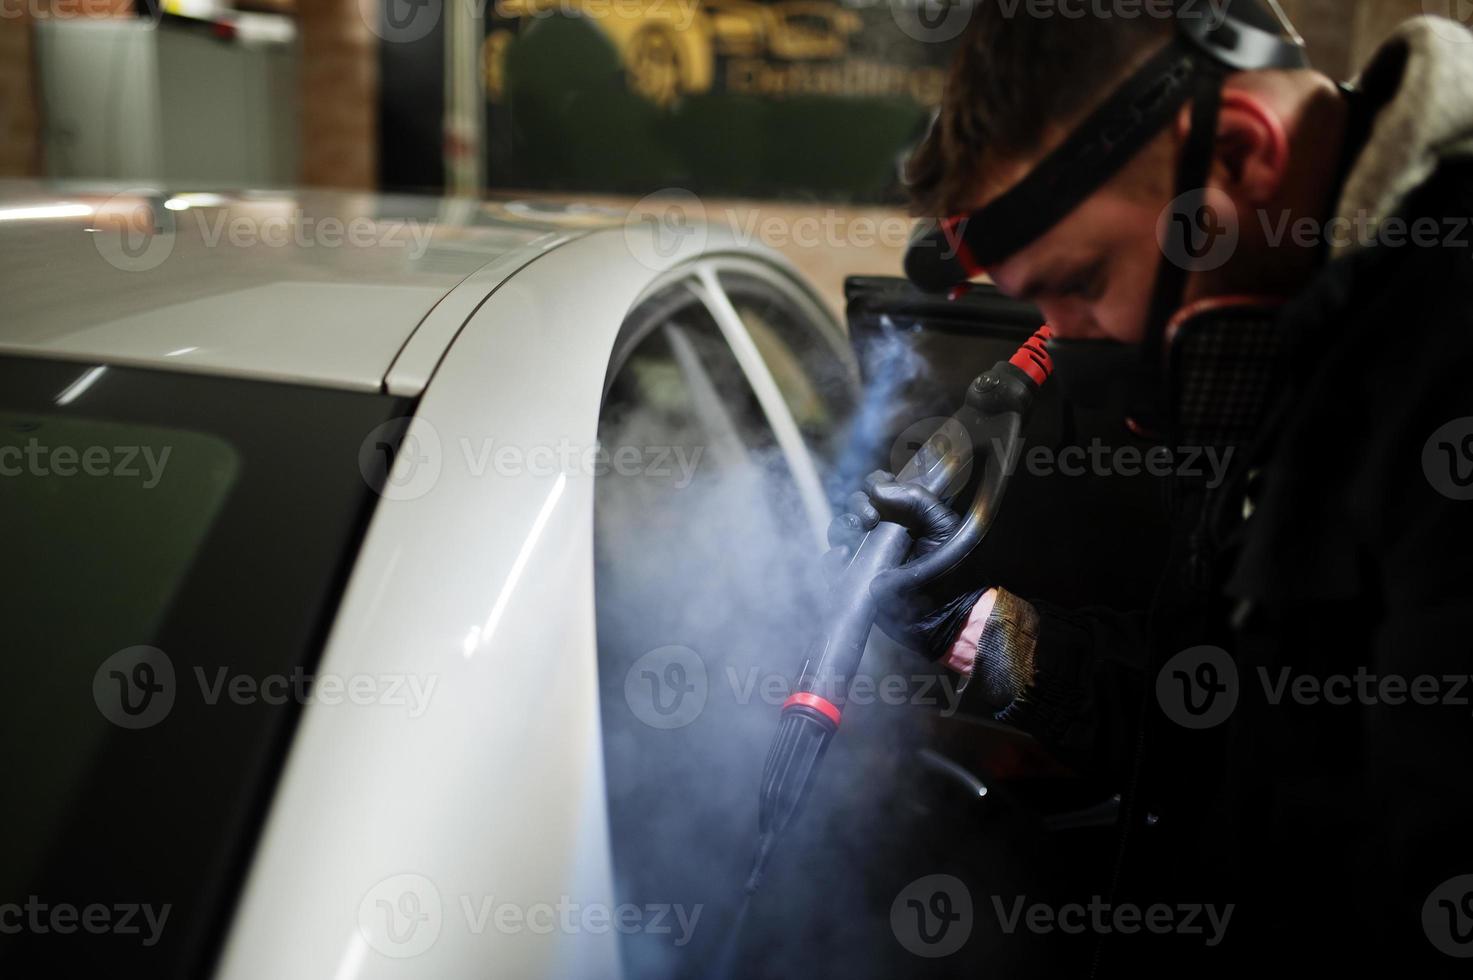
[1334,16,1473,257]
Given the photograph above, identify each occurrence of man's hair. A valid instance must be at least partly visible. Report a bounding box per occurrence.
[906,4,1174,217]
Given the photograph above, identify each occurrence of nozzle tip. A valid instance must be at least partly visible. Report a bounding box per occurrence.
[745,834,774,895]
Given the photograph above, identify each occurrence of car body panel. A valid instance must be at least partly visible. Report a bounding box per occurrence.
[213,224,827,979]
[0,182,841,977]
[382,233,572,396]
[0,183,576,392]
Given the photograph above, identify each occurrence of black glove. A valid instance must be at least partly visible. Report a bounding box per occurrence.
[824,469,986,661]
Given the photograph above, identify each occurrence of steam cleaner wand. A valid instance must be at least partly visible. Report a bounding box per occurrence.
[746,326,1054,894]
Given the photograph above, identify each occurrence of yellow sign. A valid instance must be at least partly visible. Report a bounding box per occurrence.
[483,0,938,109]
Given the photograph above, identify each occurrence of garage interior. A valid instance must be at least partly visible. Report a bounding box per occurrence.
[0,1,1426,311]
[3,2,1470,979]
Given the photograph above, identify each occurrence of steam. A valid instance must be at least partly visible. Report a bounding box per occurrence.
[593,320,981,980]
[830,315,934,493]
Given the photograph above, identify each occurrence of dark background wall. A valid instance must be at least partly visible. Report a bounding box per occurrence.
[0,1,1442,191]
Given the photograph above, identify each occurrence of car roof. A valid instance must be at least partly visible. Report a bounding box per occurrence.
[0,183,628,393]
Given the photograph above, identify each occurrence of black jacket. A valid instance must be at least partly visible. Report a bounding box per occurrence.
[996,156,1473,976]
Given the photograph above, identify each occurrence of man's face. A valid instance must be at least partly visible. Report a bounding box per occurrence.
[980,155,1172,344]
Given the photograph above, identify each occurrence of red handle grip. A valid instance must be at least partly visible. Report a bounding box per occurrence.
[1008,324,1055,387]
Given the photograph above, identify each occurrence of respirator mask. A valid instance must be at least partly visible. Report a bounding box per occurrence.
[902,0,1309,434]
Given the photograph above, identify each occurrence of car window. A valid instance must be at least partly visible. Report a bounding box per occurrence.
[717,269,857,475]
[2,410,240,909]
[0,357,413,976]
[594,283,826,980]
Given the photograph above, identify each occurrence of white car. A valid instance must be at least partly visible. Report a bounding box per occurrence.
[2,185,1082,979]
[0,184,873,978]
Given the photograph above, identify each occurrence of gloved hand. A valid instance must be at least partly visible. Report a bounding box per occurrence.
[823,469,986,661]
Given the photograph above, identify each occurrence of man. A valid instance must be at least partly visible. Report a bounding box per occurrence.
[828,2,1473,973]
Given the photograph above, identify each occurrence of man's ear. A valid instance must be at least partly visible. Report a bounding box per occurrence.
[1175,90,1289,205]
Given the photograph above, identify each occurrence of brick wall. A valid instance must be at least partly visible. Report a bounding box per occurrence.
[0,3,1457,188]
[0,11,40,176]
[0,3,138,179]
[0,0,381,189]
[297,0,378,189]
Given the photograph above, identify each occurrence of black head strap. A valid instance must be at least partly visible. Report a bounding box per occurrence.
[1177,0,1308,71]
[970,42,1197,270]
[1144,62,1227,377]
[904,0,1309,294]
